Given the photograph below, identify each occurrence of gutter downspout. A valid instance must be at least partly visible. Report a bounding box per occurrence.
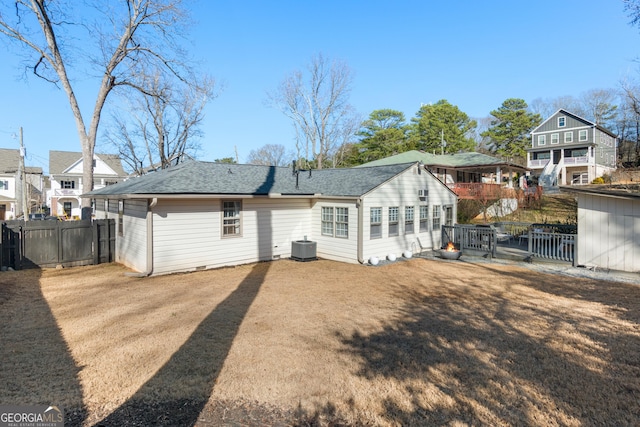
[357,197,364,264]
[125,197,157,277]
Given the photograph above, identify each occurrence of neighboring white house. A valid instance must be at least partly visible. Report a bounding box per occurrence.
[528,109,617,187]
[561,185,640,273]
[0,148,44,220]
[48,150,128,219]
[85,161,458,275]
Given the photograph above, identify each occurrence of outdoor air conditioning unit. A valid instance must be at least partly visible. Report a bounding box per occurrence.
[291,238,317,262]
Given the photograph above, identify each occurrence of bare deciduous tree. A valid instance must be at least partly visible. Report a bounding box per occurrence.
[246,144,295,167]
[0,0,199,215]
[104,72,216,175]
[267,54,359,169]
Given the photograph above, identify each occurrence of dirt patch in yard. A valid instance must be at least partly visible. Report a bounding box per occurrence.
[0,259,639,426]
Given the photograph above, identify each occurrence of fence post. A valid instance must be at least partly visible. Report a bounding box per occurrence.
[93,220,99,265]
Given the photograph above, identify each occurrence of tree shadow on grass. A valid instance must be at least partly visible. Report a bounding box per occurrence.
[338,264,640,426]
[93,261,270,426]
[0,268,88,425]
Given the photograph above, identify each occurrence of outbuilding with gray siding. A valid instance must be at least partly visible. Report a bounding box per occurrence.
[85,161,457,275]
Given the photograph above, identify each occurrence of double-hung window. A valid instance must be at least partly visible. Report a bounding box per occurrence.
[551,133,559,144]
[370,207,382,239]
[322,206,348,238]
[564,132,573,143]
[321,207,334,236]
[537,135,546,146]
[61,180,75,189]
[419,205,429,232]
[388,207,399,236]
[222,200,242,237]
[579,130,588,141]
[335,207,349,238]
[432,205,441,230]
[558,117,566,127]
[404,206,414,234]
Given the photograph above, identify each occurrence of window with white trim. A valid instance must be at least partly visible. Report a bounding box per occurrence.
[551,133,559,144]
[579,130,588,141]
[432,205,441,230]
[564,131,573,143]
[444,205,454,226]
[61,180,75,189]
[321,206,348,238]
[537,135,546,146]
[389,207,399,236]
[419,205,429,232]
[222,200,242,237]
[321,207,334,236]
[558,117,566,127]
[0,180,8,190]
[405,206,414,234]
[370,207,382,239]
[335,207,349,238]
[118,200,124,236]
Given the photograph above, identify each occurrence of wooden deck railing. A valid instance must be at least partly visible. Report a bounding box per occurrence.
[447,183,518,200]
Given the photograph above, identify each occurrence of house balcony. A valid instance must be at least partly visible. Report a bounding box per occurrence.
[53,188,82,198]
[529,159,550,169]
[562,156,589,166]
[448,183,516,200]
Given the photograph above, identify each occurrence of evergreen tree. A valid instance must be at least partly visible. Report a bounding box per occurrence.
[481,98,541,163]
[408,100,476,154]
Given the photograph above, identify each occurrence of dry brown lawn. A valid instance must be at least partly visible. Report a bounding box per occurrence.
[1,258,639,426]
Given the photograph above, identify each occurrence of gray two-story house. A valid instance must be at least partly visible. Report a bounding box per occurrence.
[527,109,617,187]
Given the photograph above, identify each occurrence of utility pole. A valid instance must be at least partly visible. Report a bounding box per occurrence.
[18,127,29,221]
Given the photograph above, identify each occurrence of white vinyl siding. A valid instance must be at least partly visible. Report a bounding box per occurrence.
[577,194,640,272]
[151,198,311,275]
[115,199,148,272]
[359,166,457,262]
[313,200,358,263]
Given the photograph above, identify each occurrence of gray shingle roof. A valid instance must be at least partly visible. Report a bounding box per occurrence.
[49,150,127,176]
[85,161,416,198]
[0,149,20,173]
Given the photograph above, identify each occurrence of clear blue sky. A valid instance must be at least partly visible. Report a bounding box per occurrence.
[0,0,638,173]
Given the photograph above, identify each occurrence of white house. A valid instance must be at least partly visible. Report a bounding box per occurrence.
[85,161,458,276]
[48,150,128,219]
[561,185,640,273]
[0,148,44,220]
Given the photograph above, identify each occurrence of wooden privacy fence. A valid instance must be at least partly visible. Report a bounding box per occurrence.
[0,219,115,270]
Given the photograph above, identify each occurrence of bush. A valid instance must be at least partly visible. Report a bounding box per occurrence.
[592,176,605,184]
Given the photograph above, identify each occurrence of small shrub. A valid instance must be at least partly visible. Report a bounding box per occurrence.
[592,176,605,184]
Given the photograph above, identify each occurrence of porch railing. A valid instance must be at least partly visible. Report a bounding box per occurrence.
[442,223,576,263]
